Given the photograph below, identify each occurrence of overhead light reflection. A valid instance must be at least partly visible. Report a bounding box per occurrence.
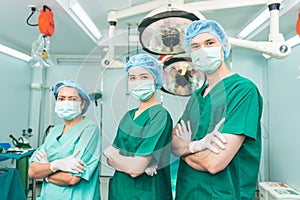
[70,2,102,40]
[238,8,269,39]
[0,44,31,62]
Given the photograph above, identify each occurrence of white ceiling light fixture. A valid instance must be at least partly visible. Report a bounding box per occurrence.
[55,0,102,43]
[238,8,270,39]
[0,44,31,62]
[69,1,102,40]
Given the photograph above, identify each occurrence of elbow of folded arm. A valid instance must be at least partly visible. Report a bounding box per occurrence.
[128,172,143,178]
[126,167,145,178]
[28,165,40,179]
[123,164,146,178]
[68,176,81,185]
[28,169,35,179]
[204,161,226,175]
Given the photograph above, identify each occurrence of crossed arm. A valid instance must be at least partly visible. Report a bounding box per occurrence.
[29,162,82,185]
[171,123,245,174]
[104,146,153,178]
[182,134,245,174]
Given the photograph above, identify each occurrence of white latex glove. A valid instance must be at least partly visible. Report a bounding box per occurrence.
[189,118,227,154]
[145,165,158,176]
[35,150,49,163]
[103,145,119,161]
[50,150,85,173]
[176,120,192,142]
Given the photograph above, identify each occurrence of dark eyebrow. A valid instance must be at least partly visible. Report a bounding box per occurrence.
[205,37,218,43]
[191,37,217,46]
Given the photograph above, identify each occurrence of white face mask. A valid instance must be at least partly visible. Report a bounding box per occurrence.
[191,46,222,74]
[55,101,82,120]
[128,80,155,101]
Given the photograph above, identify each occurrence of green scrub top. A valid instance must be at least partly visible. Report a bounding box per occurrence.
[109,104,173,200]
[176,74,263,200]
[29,117,101,200]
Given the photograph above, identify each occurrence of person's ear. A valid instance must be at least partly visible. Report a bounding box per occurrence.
[81,101,85,111]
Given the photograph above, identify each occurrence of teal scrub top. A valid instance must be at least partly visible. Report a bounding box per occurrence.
[29,117,101,200]
[109,104,173,200]
[176,74,263,200]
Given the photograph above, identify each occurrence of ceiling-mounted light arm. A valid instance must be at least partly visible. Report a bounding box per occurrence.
[268,0,282,42]
[230,0,290,59]
[101,19,124,68]
[229,38,290,58]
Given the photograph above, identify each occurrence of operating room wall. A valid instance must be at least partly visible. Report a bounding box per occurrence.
[231,48,269,182]
[0,54,31,145]
[267,44,300,191]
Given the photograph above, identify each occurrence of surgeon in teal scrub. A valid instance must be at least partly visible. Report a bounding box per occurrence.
[28,80,101,200]
[103,54,173,200]
[172,20,263,199]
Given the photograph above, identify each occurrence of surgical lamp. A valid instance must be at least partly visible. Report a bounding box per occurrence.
[161,56,206,96]
[138,4,205,55]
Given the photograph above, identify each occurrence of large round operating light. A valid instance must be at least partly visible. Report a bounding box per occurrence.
[162,57,206,96]
[138,10,200,55]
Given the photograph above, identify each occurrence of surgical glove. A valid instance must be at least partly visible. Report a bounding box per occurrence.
[103,145,119,161]
[176,120,192,142]
[145,165,158,176]
[35,150,49,163]
[50,150,85,173]
[189,118,227,154]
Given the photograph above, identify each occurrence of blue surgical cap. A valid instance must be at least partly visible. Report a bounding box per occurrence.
[53,80,91,114]
[125,54,163,90]
[184,20,231,59]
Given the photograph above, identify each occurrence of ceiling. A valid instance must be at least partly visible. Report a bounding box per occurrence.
[0,0,299,61]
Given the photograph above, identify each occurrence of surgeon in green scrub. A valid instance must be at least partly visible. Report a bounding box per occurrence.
[103,54,173,200]
[28,80,101,200]
[172,20,263,199]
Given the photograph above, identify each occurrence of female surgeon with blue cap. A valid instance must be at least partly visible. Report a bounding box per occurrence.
[28,80,101,200]
[104,54,173,200]
[172,20,263,199]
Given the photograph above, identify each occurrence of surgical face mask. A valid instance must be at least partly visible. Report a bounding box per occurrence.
[128,80,155,101]
[55,101,82,120]
[191,46,222,74]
